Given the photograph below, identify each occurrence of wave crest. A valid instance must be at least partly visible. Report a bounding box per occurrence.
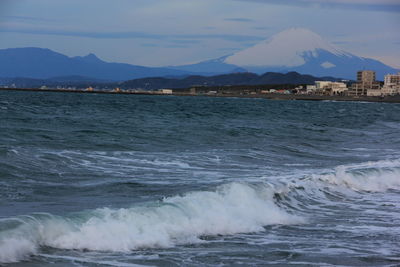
[314,159,400,192]
[0,183,302,263]
[1,159,399,263]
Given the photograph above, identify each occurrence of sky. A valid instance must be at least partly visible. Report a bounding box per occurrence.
[0,0,399,68]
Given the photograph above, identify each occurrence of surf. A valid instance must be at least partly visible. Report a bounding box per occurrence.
[1,158,399,263]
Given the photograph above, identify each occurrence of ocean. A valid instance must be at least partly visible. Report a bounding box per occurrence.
[0,91,399,266]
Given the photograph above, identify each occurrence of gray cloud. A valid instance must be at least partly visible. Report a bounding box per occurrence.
[3,15,57,22]
[141,43,194,49]
[233,0,400,12]
[217,47,240,51]
[141,43,160,48]
[332,41,350,45]
[253,26,270,30]
[224,17,254,22]
[0,28,165,39]
[170,39,203,44]
[164,44,190,48]
[0,27,264,42]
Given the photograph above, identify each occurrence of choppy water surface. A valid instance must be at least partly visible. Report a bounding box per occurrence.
[0,91,399,266]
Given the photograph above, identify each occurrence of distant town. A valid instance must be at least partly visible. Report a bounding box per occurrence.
[182,70,400,98]
[304,70,400,97]
[1,70,400,103]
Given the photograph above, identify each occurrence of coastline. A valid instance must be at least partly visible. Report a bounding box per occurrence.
[1,87,400,103]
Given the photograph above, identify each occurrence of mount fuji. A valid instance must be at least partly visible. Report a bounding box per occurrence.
[173,28,398,80]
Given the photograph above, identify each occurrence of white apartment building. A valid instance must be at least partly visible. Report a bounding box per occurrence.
[383,73,400,95]
[370,73,400,96]
[314,81,347,95]
[384,73,400,86]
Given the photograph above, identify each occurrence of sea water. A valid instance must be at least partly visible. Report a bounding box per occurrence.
[0,91,399,266]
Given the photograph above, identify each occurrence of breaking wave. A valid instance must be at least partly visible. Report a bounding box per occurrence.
[1,158,399,263]
[0,183,301,263]
[311,158,400,192]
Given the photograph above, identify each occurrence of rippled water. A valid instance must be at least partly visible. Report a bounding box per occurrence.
[0,91,400,266]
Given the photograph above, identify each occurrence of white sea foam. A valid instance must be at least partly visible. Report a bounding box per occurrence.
[1,159,399,263]
[0,237,37,263]
[0,182,303,263]
[38,254,148,267]
[314,159,400,192]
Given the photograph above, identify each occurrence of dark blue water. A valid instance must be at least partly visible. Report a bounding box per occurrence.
[1,91,400,266]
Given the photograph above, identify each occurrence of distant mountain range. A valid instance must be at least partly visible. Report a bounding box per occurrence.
[0,47,192,81]
[0,76,107,88]
[0,71,340,90]
[0,28,397,82]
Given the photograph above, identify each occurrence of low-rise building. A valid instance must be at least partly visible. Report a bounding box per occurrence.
[315,81,332,90]
[366,89,382,97]
[189,88,196,95]
[293,85,307,94]
[313,81,347,95]
[381,86,398,96]
[329,82,347,95]
[306,85,317,94]
[158,89,173,94]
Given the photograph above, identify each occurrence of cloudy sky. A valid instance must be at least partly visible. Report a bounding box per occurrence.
[0,0,399,68]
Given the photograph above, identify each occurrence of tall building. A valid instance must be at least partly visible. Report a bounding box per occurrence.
[357,70,375,84]
[348,70,380,96]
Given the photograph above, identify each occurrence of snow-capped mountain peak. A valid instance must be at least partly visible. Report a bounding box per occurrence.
[225,28,346,67]
[167,27,398,79]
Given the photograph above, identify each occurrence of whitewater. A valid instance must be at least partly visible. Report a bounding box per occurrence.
[0,91,399,266]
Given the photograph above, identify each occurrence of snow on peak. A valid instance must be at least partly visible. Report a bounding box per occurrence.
[321,61,336,69]
[225,28,345,67]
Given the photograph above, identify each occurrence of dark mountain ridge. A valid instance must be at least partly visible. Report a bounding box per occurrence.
[1,71,341,90]
[120,71,341,90]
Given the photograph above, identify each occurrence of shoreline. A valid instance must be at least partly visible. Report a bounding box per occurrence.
[1,87,400,103]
